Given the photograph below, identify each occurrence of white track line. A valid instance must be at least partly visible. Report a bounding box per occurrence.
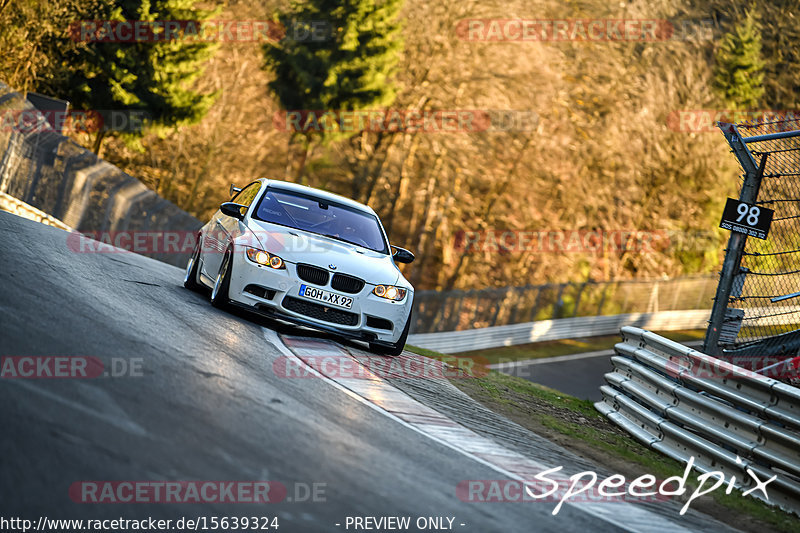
[489,340,705,370]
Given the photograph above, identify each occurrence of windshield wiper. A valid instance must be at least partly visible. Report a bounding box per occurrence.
[321,233,356,246]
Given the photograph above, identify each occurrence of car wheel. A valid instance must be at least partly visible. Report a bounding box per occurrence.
[210,248,233,309]
[370,311,411,357]
[183,235,203,291]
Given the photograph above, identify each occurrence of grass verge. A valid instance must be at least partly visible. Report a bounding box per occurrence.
[406,344,798,533]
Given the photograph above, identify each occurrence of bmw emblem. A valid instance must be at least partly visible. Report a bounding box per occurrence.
[329,264,337,270]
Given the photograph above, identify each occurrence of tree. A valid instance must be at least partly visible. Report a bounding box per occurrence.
[34,0,219,155]
[262,0,404,183]
[752,0,800,109]
[713,8,765,110]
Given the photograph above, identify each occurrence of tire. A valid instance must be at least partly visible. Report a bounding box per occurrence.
[183,235,203,291]
[370,311,411,356]
[210,248,233,309]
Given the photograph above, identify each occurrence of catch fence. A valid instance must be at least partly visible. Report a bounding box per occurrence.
[411,275,717,334]
[705,117,800,358]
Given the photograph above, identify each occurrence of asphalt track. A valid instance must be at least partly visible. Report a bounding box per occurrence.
[0,211,739,533]
[499,343,706,402]
[507,352,615,401]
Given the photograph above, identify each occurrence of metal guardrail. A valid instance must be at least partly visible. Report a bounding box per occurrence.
[596,326,800,515]
[408,309,711,353]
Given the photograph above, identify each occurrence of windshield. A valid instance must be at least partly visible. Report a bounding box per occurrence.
[253,188,389,253]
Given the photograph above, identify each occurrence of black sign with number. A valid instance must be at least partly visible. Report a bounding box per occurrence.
[719,198,774,240]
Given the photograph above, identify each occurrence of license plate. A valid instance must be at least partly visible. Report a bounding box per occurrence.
[299,284,354,309]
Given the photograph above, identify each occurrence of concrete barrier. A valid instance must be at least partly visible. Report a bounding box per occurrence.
[0,81,201,267]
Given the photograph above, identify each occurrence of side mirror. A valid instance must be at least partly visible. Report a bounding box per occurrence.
[229,184,242,198]
[392,246,415,264]
[220,202,247,220]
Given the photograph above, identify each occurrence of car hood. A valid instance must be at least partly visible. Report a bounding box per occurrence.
[244,220,407,287]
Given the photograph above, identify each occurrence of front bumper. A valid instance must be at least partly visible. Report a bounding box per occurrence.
[225,246,412,344]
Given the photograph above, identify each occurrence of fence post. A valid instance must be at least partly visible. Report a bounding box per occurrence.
[553,283,567,319]
[528,285,543,322]
[573,282,587,317]
[704,124,767,355]
[596,282,610,316]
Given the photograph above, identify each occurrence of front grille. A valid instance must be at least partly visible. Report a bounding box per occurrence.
[331,273,365,294]
[366,316,393,331]
[283,296,359,326]
[296,263,329,286]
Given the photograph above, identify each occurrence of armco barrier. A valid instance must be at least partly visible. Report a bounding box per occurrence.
[596,326,800,515]
[408,309,711,353]
[0,81,201,267]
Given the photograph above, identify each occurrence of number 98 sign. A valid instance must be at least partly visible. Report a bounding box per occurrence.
[719,198,774,240]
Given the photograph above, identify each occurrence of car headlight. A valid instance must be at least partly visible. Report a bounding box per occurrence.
[373,284,407,301]
[246,247,285,269]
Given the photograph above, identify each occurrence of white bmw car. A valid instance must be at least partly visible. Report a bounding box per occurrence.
[184,178,415,355]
